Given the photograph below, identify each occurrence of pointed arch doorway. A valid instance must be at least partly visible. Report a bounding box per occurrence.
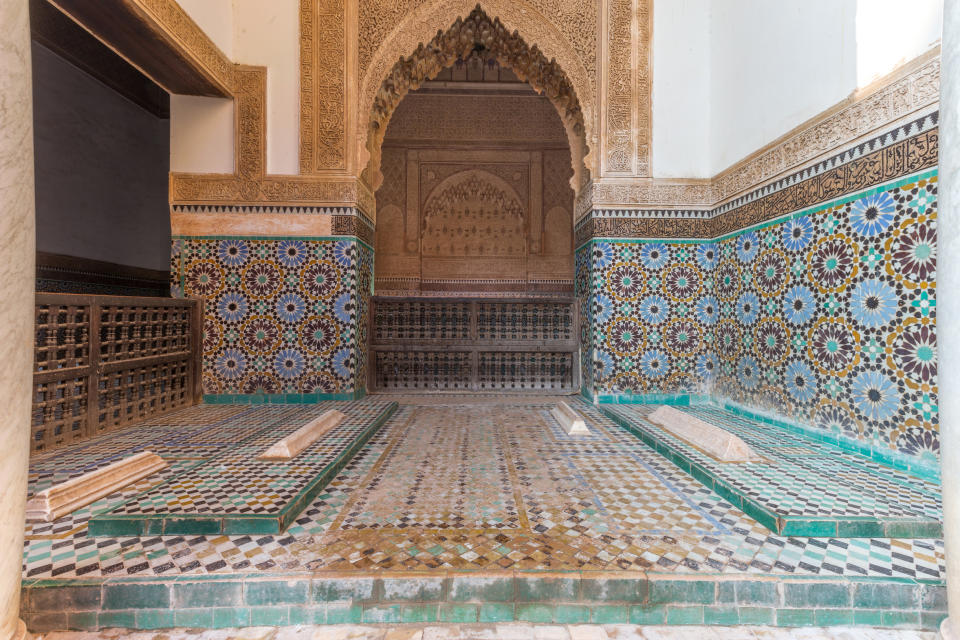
[367,8,587,393]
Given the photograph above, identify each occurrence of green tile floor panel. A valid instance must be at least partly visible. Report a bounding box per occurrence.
[718,400,942,484]
[19,573,948,632]
[28,404,259,476]
[601,404,943,538]
[25,405,294,538]
[87,400,398,536]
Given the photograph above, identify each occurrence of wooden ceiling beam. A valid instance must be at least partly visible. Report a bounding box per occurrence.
[45,0,234,98]
[30,0,170,117]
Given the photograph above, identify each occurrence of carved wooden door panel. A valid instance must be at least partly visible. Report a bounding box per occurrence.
[369,297,579,392]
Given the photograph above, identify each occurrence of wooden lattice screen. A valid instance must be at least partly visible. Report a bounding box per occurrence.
[31,294,202,454]
[369,297,579,392]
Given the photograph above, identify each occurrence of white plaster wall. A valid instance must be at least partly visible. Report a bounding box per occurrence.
[234,0,300,175]
[32,44,170,271]
[651,0,711,179]
[708,0,857,175]
[169,0,300,175]
[177,0,234,58]
[704,0,942,176]
[856,0,942,87]
[169,0,236,173]
[166,0,943,179]
[652,0,941,179]
[170,95,235,173]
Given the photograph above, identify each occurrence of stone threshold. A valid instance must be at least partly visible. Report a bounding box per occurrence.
[19,571,947,633]
[31,623,947,640]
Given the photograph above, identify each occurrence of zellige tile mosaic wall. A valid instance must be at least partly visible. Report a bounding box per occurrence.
[578,238,716,398]
[171,235,373,399]
[713,172,938,463]
[575,245,595,398]
[581,170,938,464]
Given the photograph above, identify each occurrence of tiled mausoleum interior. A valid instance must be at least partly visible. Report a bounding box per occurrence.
[19,397,948,631]
[5,0,958,637]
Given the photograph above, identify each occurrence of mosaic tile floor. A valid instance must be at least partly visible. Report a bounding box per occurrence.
[22,397,945,581]
[602,405,943,538]
[88,401,396,536]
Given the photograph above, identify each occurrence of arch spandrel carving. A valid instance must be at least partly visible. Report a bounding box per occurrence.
[359,0,598,84]
[357,2,596,194]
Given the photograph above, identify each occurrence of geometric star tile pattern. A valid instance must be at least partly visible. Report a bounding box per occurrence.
[21,397,945,582]
[96,401,394,518]
[578,171,940,464]
[172,236,374,396]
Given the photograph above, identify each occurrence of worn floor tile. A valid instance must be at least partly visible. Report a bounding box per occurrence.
[23,398,945,580]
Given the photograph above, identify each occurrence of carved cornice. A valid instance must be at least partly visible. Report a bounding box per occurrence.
[583,52,941,213]
[601,0,651,177]
[48,0,235,97]
[636,0,651,176]
[711,51,940,207]
[171,205,361,215]
[154,0,366,218]
[131,0,236,94]
[170,174,375,213]
[234,66,266,179]
[332,211,376,246]
[160,0,938,249]
[590,179,714,209]
[170,61,373,216]
[576,126,939,245]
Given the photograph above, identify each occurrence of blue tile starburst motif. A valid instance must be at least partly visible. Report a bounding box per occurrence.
[578,174,940,460]
[174,236,373,395]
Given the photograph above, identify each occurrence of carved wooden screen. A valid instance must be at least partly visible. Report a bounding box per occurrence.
[32,294,202,454]
[370,297,579,392]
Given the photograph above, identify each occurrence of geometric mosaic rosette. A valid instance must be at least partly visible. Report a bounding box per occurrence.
[172,236,374,397]
[581,171,940,461]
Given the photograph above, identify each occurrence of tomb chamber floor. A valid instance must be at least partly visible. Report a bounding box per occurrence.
[602,405,942,538]
[19,397,948,632]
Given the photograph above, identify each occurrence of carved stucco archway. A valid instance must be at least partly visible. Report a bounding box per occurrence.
[358,4,594,198]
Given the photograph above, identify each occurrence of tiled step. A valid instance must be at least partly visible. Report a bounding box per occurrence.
[601,404,943,538]
[88,401,398,536]
[30,624,949,640]
[19,571,947,632]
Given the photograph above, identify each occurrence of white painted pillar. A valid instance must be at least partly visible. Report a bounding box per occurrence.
[940,2,960,638]
[0,0,35,638]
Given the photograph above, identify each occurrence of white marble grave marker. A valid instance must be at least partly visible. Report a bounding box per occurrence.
[647,405,759,463]
[552,401,590,435]
[257,410,347,460]
[26,451,167,522]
